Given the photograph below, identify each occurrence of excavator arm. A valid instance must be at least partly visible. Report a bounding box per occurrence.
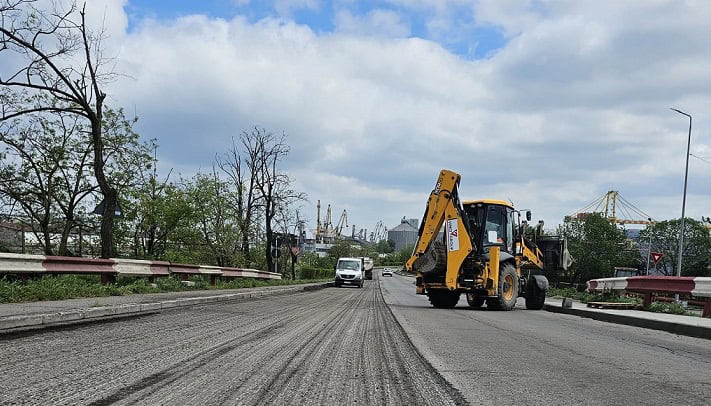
[516,238,545,270]
[405,169,473,293]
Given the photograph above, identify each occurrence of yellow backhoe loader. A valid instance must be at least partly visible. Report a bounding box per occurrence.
[405,169,570,310]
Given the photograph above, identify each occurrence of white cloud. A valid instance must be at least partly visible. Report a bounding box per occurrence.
[334,9,410,37]
[93,1,711,233]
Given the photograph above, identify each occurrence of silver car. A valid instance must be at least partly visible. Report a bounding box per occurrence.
[382,268,393,277]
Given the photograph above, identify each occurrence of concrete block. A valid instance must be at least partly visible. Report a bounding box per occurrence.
[0,314,44,330]
[140,302,162,312]
[161,300,179,309]
[43,311,84,325]
[562,298,573,308]
[83,307,116,319]
[111,304,141,315]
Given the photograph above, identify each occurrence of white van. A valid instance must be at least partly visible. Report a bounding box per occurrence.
[334,257,364,288]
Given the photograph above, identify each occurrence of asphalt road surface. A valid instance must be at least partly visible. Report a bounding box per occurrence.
[2,272,710,406]
[380,272,711,406]
[0,277,465,405]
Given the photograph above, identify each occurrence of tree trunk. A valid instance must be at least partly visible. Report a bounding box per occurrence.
[290,252,297,280]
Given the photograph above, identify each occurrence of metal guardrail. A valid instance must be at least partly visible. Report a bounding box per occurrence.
[587,276,711,318]
[0,252,281,284]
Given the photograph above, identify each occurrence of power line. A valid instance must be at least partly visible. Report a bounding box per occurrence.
[690,153,711,165]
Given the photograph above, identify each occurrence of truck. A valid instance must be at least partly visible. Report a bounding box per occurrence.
[405,169,570,310]
[334,257,365,288]
[361,257,374,280]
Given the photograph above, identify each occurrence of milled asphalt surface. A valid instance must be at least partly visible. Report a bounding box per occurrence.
[2,276,709,340]
[0,284,332,331]
[1,275,710,405]
[0,279,467,405]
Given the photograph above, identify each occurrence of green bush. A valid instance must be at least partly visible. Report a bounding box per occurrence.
[0,275,113,303]
[297,265,334,280]
[0,273,329,304]
[648,301,694,316]
[546,287,640,304]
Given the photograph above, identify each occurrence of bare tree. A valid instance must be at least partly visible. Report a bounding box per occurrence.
[1,1,120,258]
[216,130,262,262]
[250,128,306,273]
[275,206,306,279]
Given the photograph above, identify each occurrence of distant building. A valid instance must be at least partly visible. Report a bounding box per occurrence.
[388,218,419,251]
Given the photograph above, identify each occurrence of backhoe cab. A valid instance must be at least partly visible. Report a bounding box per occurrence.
[405,169,570,310]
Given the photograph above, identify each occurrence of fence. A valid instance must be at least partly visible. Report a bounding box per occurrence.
[587,276,711,318]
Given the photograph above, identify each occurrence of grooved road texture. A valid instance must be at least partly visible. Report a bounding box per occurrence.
[0,279,466,405]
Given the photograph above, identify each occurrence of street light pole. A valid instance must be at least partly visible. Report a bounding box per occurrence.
[670,108,692,281]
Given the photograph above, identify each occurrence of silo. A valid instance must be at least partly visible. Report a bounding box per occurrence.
[387,218,419,251]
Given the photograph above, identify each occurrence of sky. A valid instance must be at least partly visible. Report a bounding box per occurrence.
[79,0,710,236]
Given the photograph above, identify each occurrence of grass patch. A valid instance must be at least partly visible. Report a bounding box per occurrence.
[647,302,696,316]
[0,274,330,304]
[547,287,641,304]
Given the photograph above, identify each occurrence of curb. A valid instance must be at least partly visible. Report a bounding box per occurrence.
[543,303,711,340]
[0,282,331,334]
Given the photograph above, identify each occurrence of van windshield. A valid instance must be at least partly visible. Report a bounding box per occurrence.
[338,260,361,270]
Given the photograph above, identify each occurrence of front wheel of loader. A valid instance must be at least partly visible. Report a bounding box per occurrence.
[525,279,546,310]
[427,289,460,309]
[486,263,518,310]
[466,293,485,308]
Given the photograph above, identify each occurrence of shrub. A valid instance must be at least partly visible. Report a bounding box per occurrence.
[648,302,694,316]
[298,265,334,280]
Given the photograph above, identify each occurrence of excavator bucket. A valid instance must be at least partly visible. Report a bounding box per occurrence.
[536,236,572,271]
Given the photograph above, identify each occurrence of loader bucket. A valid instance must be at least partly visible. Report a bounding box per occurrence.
[536,236,572,271]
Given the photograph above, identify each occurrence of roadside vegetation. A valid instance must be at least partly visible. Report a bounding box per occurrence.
[0,274,332,304]
[547,287,641,304]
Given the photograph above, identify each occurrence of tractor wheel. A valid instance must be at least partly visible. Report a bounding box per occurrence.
[525,278,546,310]
[486,263,518,310]
[427,289,460,309]
[466,293,485,308]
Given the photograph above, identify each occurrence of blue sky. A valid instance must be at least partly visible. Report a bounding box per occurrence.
[124,0,507,58]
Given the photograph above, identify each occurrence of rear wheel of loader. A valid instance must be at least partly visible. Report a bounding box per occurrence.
[466,293,485,308]
[427,289,460,308]
[486,263,518,310]
[525,279,546,310]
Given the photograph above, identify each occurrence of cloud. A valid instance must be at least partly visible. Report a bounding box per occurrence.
[95,1,711,233]
[333,9,410,37]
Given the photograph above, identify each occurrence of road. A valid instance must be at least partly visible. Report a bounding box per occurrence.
[380,272,711,406]
[0,277,465,405]
[1,273,709,406]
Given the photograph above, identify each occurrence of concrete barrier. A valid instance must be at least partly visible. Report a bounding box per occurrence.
[587,276,711,317]
[0,253,282,283]
[0,252,47,273]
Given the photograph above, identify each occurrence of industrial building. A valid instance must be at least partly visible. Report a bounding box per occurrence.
[387,218,419,251]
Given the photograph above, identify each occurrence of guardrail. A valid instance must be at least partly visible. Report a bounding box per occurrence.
[587,276,711,318]
[0,252,281,284]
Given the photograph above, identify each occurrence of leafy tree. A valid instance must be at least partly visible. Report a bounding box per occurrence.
[376,239,396,254]
[0,105,91,254]
[300,252,335,269]
[638,219,711,277]
[182,170,241,267]
[558,213,639,284]
[0,99,148,256]
[328,239,355,260]
[1,1,122,258]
